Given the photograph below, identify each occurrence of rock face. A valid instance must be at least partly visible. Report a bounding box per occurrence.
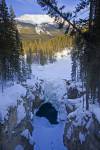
[63,113,100,150]
[67,87,79,99]
[32,95,44,111]
[0,106,34,150]
[67,81,85,100]
[36,102,58,124]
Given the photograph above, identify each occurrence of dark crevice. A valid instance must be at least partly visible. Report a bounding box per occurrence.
[36,102,58,124]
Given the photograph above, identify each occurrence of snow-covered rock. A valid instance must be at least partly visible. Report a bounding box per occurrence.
[15,145,24,150]
[0,83,26,122]
[63,105,100,150]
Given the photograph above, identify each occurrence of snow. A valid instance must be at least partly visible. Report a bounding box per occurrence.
[17,102,26,124]
[66,125,73,140]
[79,132,86,144]
[23,49,72,112]
[29,50,71,150]
[21,129,34,145]
[31,49,71,81]
[35,25,52,35]
[58,103,67,121]
[35,25,45,34]
[0,84,26,122]
[21,129,30,139]
[15,145,24,150]
[32,117,67,150]
[46,31,52,35]
[16,14,54,25]
[1,24,100,149]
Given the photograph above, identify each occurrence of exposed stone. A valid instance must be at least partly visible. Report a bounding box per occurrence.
[65,103,75,114]
[67,87,79,99]
[63,113,100,150]
[32,95,44,111]
[0,106,34,150]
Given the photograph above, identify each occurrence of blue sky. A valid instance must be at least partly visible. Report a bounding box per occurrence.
[6,0,79,17]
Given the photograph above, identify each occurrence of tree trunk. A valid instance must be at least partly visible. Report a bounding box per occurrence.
[86,84,89,110]
[89,0,94,32]
[95,0,100,41]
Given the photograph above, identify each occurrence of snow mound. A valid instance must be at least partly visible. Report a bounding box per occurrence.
[0,83,26,122]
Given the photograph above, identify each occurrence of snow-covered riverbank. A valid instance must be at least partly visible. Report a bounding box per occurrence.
[0,49,71,150]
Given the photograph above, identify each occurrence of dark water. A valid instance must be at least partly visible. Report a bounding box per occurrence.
[36,102,58,124]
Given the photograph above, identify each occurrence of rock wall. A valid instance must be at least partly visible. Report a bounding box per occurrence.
[0,106,33,150]
[63,112,100,150]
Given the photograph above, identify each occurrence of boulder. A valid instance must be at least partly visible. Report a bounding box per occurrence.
[63,113,100,150]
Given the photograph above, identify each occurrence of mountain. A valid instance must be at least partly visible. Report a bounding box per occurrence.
[16,14,54,25]
[16,14,64,40]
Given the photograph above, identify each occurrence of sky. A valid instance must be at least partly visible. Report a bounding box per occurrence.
[6,0,79,17]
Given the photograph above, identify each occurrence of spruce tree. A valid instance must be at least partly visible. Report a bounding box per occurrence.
[0,0,26,87]
[0,0,10,51]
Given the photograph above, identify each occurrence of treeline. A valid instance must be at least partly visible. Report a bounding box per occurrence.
[22,34,73,55]
[0,0,28,91]
[0,0,21,53]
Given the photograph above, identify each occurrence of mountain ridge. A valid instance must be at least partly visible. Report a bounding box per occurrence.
[16,14,54,25]
[16,14,65,40]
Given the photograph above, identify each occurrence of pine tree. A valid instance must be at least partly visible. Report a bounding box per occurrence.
[0,0,10,51]
[0,0,26,88]
[37,0,100,109]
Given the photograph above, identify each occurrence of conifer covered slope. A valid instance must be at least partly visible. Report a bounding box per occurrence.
[16,14,65,40]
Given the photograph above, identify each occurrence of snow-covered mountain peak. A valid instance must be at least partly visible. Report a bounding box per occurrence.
[16,14,54,25]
